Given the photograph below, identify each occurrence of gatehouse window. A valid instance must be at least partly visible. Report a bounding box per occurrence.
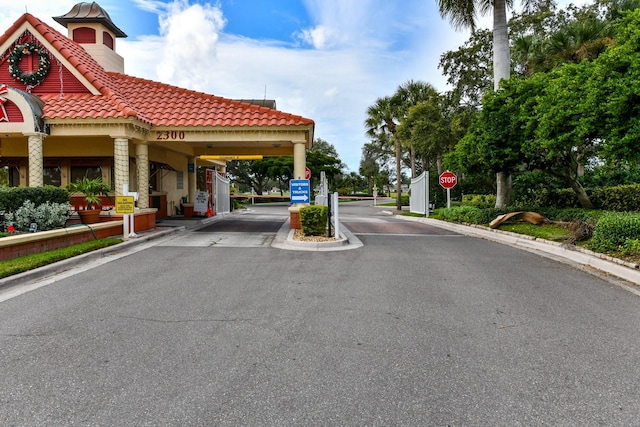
[176,171,184,190]
[71,166,102,183]
[43,166,61,187]
[10,167,19,187]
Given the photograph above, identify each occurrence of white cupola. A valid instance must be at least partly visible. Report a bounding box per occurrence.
[53,2,127,73]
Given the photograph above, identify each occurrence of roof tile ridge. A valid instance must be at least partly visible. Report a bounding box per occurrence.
[0,13,30,46]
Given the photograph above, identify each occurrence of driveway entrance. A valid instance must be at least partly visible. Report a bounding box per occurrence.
[158,204,289,248]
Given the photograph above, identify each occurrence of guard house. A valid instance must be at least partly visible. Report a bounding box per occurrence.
[0,2,314,229]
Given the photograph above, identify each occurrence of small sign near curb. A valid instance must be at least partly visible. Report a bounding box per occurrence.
[115,196,135,214]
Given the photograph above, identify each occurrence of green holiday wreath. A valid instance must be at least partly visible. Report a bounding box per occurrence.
[8,43,50,87]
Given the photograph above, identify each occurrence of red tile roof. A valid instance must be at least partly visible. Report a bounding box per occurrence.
[110,73,314,127]
[1,13,314,128]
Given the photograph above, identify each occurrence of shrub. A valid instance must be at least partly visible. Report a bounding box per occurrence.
[590,184,640,212]
[0,186,70,212]
[589,212,640,253]
[300,205,328,235]
[462,194,496,209]
[5,200,71,231]
[514,183,640,211]
[435,206,483,223]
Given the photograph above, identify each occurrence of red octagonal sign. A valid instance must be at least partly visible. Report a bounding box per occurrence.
[439,171,457,189]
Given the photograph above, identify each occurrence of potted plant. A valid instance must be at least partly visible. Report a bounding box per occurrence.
[67,177,111,224]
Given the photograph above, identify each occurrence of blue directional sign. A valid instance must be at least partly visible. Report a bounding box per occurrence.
[290,179,310,204]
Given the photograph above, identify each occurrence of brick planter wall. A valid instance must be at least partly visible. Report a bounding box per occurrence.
[290,211,301,229]
[0,221,123,262]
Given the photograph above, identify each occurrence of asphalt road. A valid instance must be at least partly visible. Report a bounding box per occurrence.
[1,203,639,426]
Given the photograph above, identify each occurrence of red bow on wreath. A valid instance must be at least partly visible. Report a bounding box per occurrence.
[0,84,8,122]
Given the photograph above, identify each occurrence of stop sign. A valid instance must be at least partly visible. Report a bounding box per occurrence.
[439,171,457,189]
[305,166,311,180]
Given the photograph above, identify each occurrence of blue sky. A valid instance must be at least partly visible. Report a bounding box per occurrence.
[0,0,535,172]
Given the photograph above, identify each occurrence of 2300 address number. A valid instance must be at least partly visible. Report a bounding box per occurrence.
[156,131,186,140]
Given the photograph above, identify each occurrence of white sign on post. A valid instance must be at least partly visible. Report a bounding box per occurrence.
[122,184,139,240]
[194,191,209,213]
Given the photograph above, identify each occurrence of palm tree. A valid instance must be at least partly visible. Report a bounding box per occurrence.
[395,80,440,178]
[365,96,403,211]
[514,18,614,76]
[437,0,516,207]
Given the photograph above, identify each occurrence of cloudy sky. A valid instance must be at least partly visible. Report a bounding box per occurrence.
[2,1,503,171]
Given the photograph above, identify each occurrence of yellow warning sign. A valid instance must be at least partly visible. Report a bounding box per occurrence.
[115,196,135,214]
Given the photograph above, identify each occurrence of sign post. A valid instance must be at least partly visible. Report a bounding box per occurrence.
[439,171,457,209]
[290,179,310,204]
[118,185,137,240]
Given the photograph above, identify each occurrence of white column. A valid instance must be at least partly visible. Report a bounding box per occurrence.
[27,133,45,187]
[136,143,149,209]
[292,140,306,180]
[113,137,129,197]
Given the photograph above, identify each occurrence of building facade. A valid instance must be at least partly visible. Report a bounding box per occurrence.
[0,2,314,219]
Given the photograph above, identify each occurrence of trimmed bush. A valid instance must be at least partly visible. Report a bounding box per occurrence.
[462,194,496,209]
[434,206,483,223]
[0,186,70,213]
[589,212,640,253]
[300,205,328,236]
[590,184,640,212]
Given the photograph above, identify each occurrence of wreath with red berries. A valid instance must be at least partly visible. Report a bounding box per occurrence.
[8,43,50,87]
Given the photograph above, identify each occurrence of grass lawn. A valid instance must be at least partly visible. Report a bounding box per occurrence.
[496,223,572,241]
[0,237,122,279]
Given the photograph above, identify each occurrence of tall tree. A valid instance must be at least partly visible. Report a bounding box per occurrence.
[264,157,293,195]
[359,148,381,194]
[437,0,540,206]
[306,138,344,191]
[365,96,404,211]
[226,160,271,195]
[395,80,440,178]
[439,29,493,108]
[397,96,449,176]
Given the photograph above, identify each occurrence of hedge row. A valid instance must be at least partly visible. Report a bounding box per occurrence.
[516,184,640,211]
[434,206,605,225]
[434,205,640,255]
[0,186,70,213]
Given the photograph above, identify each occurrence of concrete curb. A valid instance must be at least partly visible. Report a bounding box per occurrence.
[398,215,640,285]
[271,220,363,251]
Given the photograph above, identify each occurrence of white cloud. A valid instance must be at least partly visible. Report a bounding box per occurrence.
[0,0,472,171]
[154,0,225,91]
[296,25,340,50]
